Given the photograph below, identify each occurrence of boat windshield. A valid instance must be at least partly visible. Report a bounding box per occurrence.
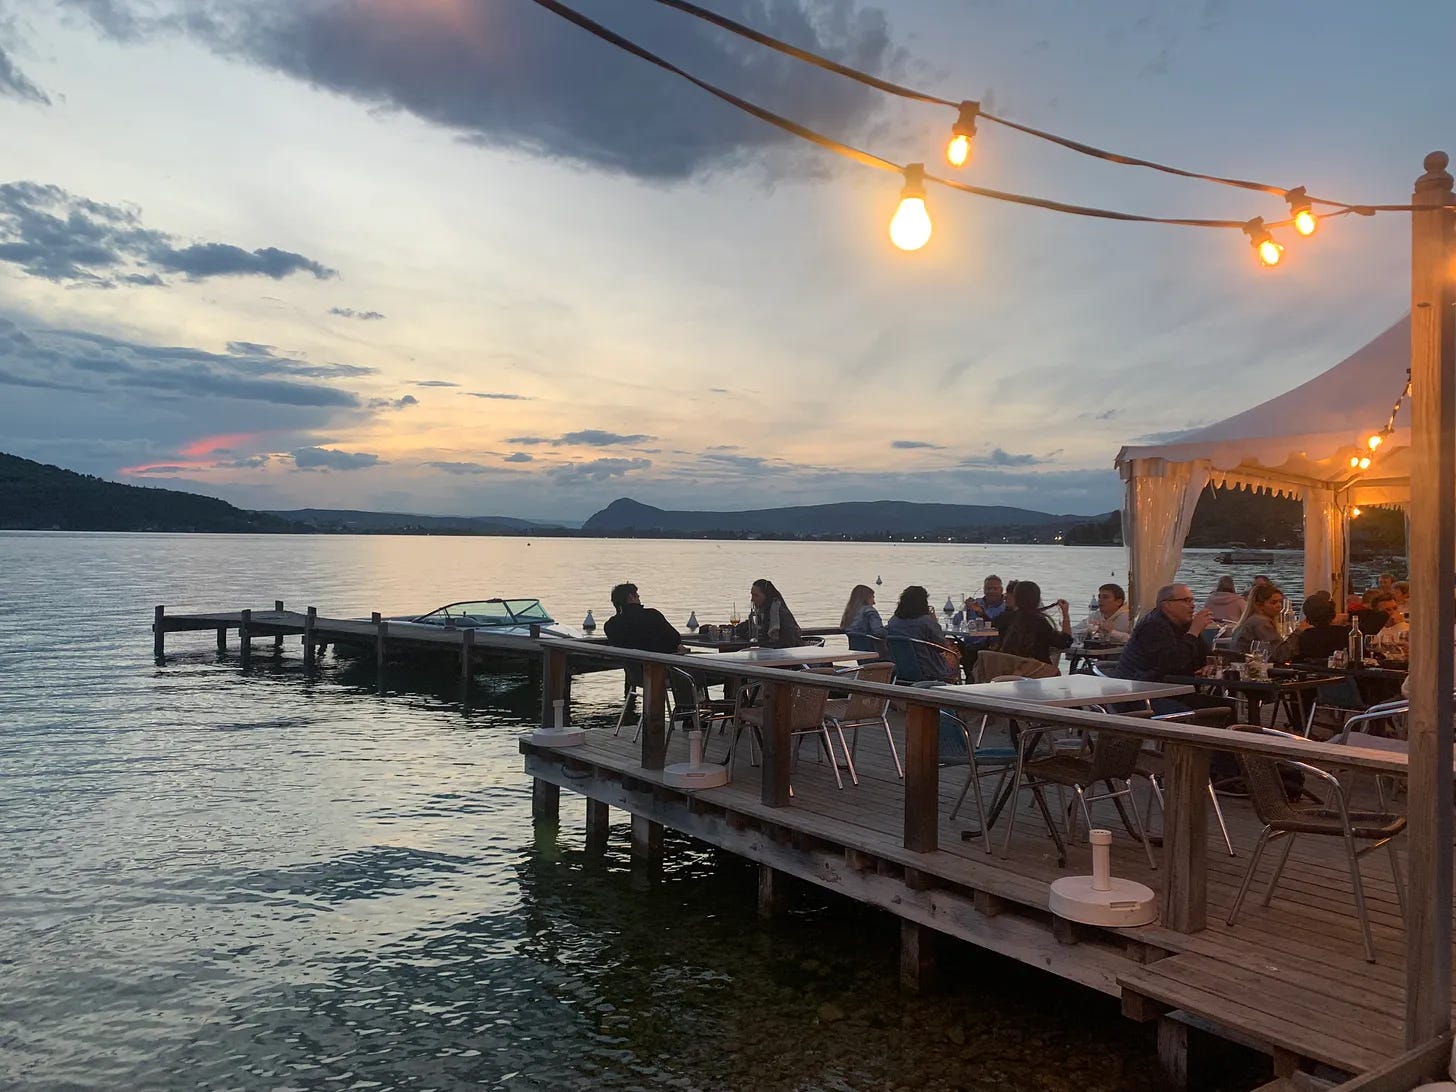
[414,599,555,626]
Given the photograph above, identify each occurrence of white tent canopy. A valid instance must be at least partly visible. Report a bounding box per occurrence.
[1115,315,1412,615]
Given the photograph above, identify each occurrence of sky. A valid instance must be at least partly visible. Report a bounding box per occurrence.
[0,0,1452,522]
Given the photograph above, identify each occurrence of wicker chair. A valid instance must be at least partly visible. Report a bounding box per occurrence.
[729,684,834,786]
[822,661,898,779]
[1226,724,1407,962]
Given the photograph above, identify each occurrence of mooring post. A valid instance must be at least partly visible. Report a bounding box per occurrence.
[532,778,560,826]
[639,662,668,771]
[239,608,252,668]
[374,616,388,695]
[273,600,285,654]
[585,798,610,853]
[759,679,793,807]
[460,626,475,704]
[303,606,317,668]
[216,627,227,655]
[903,701,940,852]
[153,605,165,661]
[899,919,938,992]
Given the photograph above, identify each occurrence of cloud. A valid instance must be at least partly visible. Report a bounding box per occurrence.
[0,45,50,106]
[411,380,458,388]
[961,447,1047,468]
[891,440,943,450]
[559,429,651,446]
[217,454,271,469]
[367,394,418,411]
[468,391,529,400]
[505,435,552,446]
[329,306,385,320]
[226,340,276,356]
[64,0,899,182]
[291,446,380,471]
[424,460,491,475]
[546,456,651,484]
[503,452,534,464]
[0,181,335,287]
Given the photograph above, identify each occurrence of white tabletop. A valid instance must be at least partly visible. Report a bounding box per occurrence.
[711,647,881,667]
[939,675,1194,707]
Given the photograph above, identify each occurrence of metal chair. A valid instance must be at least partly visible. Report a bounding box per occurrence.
[1226,724,1406,963]
[941,697,1021,854]
[823,661,898,778]
[729,684,833,785]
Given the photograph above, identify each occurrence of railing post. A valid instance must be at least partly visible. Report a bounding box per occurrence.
[539,645,569,728]
[903,701,940,852]
[153,605,165,661]
[273,600,285,653]
[303,606,317,668]
[1405,150,1455,1046]
[639,661,668,771]
[1160,742,1208,932]
[239,608,252,668]
[760,678,793,807]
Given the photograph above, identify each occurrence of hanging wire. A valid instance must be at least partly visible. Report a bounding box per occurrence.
[642,0,1366,210]
[526,0,1324,231]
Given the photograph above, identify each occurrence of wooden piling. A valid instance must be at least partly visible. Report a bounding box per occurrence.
[273,600,285,654]
[531,778,560,826]
[459,626,475,703]
[630,813,662,862]
[303,606,316,668]
[153,605,165,660]
[899,919,938,992]
[585,798,610,853]
[374,616,387,694]
[216,628,227,655]
[239,608,252,668]
[757,863,789,918]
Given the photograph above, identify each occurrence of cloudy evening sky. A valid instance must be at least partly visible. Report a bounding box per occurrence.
[1,0,1452,521]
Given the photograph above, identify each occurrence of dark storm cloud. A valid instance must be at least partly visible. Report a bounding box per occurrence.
[546,457,651,484]
[329,306,385,320]
[291,446,380,471]
[63,0,898,182]
[0,318,364,407]
[0,181,336,287]
[0,44,50,105]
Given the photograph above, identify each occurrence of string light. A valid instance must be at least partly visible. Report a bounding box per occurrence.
[1286,187,1318,236]
[890,163,932,251]
[1347,369,1412,477]
[946,100,979,168]
[1352,506,1363,518]
[1242,218,1283,266]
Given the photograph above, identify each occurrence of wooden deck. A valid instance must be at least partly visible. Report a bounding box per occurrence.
[524,705,1452,1088]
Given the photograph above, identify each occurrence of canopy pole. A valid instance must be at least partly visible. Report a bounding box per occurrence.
[1404,150,1454,1048]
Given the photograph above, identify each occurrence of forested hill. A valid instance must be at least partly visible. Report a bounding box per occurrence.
[0,452,299,533]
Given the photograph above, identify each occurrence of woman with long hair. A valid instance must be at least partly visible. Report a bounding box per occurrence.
[840,584,885,652]
[885,585,960,681]
[1203,575,1246,623]
[1231,581,1284,653]
[748,578,802,648]
[996,580,1072,664]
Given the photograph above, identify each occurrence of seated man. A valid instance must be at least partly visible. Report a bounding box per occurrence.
[954,574,1008,625]
[603,582,685,692]
[1079,582,1131,645]
[1119,583,1212,683]
[1367,591,1409,649]
[1273,590,1349,662]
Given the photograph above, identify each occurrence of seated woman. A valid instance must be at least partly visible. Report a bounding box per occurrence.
[1231,582,1285,653]
[1273,590,1349,662]
[997,580,1073,665]
[886,585,961,682]
[1203,575,1247,624]
[745,578,802,648]
[840,583,885,651]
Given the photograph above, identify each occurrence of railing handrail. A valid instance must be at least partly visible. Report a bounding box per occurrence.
[539,637,1411,776]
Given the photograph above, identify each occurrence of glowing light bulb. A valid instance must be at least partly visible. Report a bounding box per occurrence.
[946,132,971,168]
[1351,507,1363,517]
[1243,217,1283,267]
[1367,434,1383,451]
[1349,456,1361,468]
[1358,456,1372,470]
[890,163,932,252]
[1294,208,1318,236]
[1258,239,1284,266]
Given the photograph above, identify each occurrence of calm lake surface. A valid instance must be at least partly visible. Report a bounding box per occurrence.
[1,534,1319,1091]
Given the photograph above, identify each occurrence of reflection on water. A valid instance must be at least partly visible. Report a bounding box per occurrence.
[0,533,1278,1090]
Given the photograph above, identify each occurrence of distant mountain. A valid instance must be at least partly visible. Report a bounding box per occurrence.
[265,508,569,533]
[0,452,300,533]
[582,497,1108,538]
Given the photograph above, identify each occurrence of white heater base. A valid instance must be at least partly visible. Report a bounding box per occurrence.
[525,727,586,747]
[660,762,729,789]
[1049,875,1157,927]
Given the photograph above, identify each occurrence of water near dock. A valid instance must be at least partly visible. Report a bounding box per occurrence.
[1,532,1306,1090]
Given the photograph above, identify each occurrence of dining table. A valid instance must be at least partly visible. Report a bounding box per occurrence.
[1164,669,1344,728]
[1062,643,1125,675]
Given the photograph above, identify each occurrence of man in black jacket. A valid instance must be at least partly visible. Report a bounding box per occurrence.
[1119,583,1213,683]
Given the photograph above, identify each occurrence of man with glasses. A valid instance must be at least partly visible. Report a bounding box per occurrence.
[1119,583,1215,684]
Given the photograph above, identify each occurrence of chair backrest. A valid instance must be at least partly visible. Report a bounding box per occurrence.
[1231,723,1303,823]
[835,661,894,718]
[847,633,880,653]
[800,635,827,647]
[885,635,957,682]
[1334,700,1408,744]
[666,666,704,719]
[973,650,1058,683]
[786,684,830,731]
[1087,732,1146,782]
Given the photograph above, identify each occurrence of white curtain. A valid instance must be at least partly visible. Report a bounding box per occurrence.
[1301,487,1346,599]
[1121,458,1211,617]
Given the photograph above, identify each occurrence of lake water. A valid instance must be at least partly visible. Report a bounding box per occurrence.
[0,532,1326,1091]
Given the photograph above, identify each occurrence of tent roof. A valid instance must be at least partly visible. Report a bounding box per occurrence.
[1115,315,1411,489]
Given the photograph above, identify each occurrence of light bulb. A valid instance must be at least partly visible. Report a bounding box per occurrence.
[1258,239,1284,266]
[1243,217,1282,267]
[889,163,931,252]
[1349,456,1361,468]
[1294,208,1318,236]
[1351,507,1363,517]
[890,197,932,251]
[946,132,971,168]
[1367,433,1383,451]
[1358,456,1372,470]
